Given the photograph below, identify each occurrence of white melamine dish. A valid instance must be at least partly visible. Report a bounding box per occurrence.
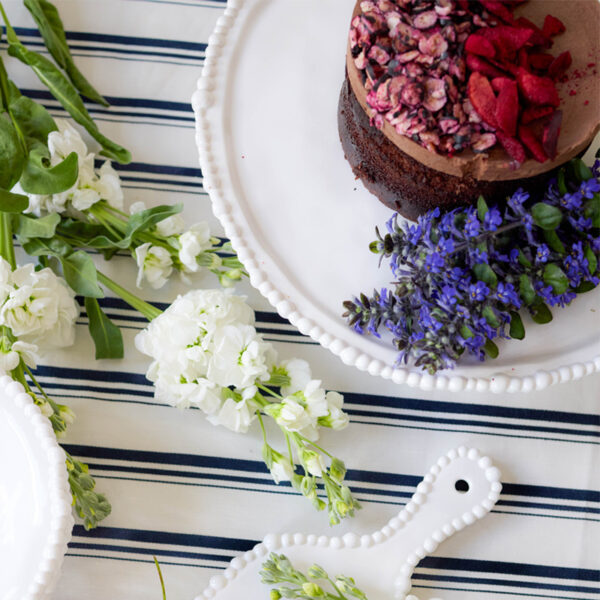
[0,375,73,600]
[193,0,600,393]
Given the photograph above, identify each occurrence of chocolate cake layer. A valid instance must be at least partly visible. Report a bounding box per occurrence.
[338,75,553,221]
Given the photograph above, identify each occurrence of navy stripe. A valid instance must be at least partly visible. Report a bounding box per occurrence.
[72,525,256,551]
[418,556,600,582]
[6,26,207,52]
[346,408,600,438]
[342,391,600,426]
[496,500,600,514]
[68,542,230,562]
[104,161,201,178]
[19,88,192,113]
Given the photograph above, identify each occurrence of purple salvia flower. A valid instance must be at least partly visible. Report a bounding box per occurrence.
[464,209,480,238]
[483,207,502,231]
[496,282,521,308]
[535,244,550,264]
[560,191,583,210]
[468,281,489,302]
[579,178,600,199]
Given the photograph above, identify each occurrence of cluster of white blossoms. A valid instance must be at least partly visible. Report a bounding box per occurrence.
[0,258,79,371]
[129,201,213,289]
[15,119,124,216]
[134,289,349,446]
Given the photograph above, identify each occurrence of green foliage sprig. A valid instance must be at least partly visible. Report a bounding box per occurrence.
[261,553,368,600]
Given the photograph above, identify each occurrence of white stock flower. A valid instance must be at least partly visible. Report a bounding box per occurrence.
[207,324,273,389]
[21,119,124,215]
[207,387,257,433]
[135,289,272,420]
[129,201,147,214]
[274,398,313,433]
[323,391,349,430]
[301,380,329,420]
[135,243,173,289]
[270,455,295,484]
[156,214,185,237]
[0,259,79,348]
[301,450,326,477]
[178,222,212,273]
[280,358,312,396]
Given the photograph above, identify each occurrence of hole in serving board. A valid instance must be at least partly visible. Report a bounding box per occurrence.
[455,479,470,493]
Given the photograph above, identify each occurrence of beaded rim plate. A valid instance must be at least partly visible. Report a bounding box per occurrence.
[192,0,600,394]
[0,374,74,600]
[194,446,501,600]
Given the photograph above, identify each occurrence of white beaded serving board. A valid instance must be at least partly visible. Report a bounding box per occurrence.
[195,447,501,600]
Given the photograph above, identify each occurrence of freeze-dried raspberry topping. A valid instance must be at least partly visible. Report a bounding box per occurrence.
[349,0,571,163]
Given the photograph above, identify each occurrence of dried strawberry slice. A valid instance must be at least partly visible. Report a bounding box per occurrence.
[548,51,572,80]
[542,110,563,159]
[491,76,513,93]
[480,1,516,25]
[521,105,555,124]
[543,14,566,38]
[517,68,560,107]
[529,53,554,71]
[465,34,496,59]
[518,124,548,162]
[514,17,552,48]
[467,72,498,128]
[495,79,519,137]
[484,26,533,57]
[496,131,527,163]
[466,53,508,79]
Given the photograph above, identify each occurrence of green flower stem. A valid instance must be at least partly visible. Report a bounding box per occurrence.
[153,557,167,600]
[97,270,162,321]
[257,383,283,400]
[0,213,16,269]
[292,432,334,459]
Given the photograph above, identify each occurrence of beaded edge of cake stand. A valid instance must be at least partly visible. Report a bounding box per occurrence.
[193,446,502,600]
[191,0,600,393]
[1,374,74,600]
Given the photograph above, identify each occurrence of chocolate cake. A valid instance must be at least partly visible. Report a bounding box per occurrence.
[339,0,600,221]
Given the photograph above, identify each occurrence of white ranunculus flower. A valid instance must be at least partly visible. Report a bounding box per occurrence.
[134,243,173,289]
[156,214,185,237]
[178,222,212,273]
[207,324,272,389]
[0,260,79,348]
[280,358,312,396]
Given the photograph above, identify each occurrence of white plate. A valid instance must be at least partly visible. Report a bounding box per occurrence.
[0,375,73,600]
[193,0,600,394]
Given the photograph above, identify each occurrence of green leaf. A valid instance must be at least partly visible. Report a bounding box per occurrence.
[125,204,183,240]
[23,0,109,107]
[584,194,600,228]
[570,158,592,182]
[542,229,566,255]
[84,297,123,359]
[5,40,130,163]
[473,262,498,287]
[60,250,104,297]
[517,249,532,268]
[508,311,525,340]
[477,195,489,222]
[575,281,596,293]
[20,142,78,194]
[529,301,553,324]
[483,338,499,359]
[0,187,28,212]
[14,212,60,240]
[519,273,536,305]
[531,203,562,230]
[22,235,72,256]
[9,91,57,144]
[482,305,500,328]
[584,245,598,275]
[543,263,569,294]
[0,116,26,190]
[556,169,567,195]
[460,324,474,339]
